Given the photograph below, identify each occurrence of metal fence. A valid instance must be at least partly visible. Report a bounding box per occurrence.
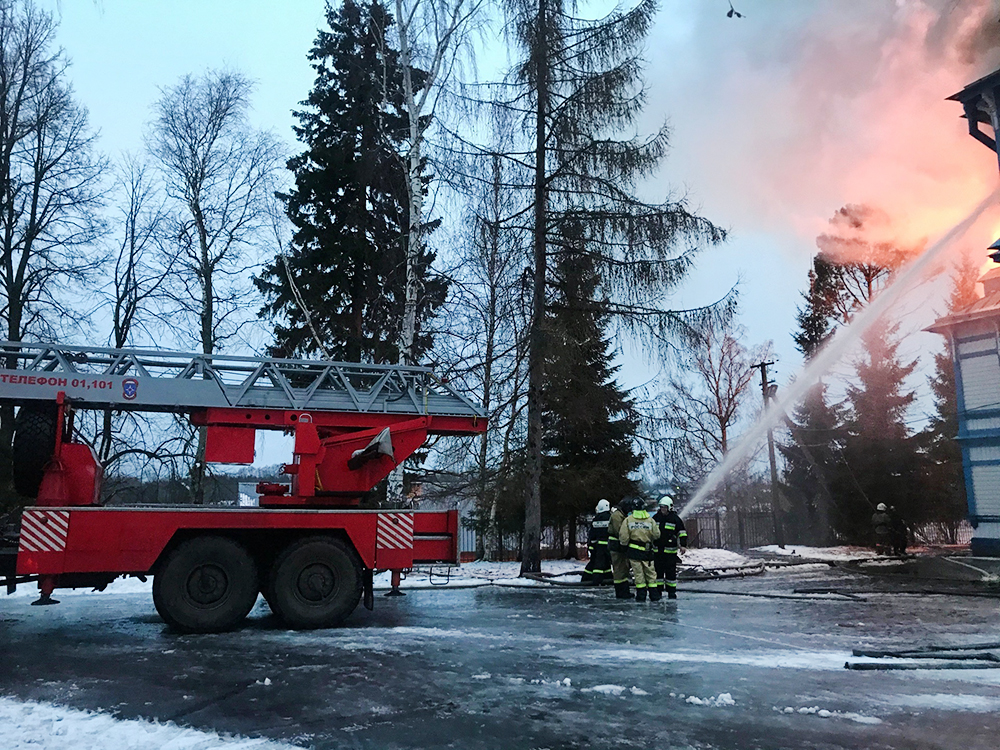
[459,514,975,559]
[686,510,777,551]
[460,523,590,562]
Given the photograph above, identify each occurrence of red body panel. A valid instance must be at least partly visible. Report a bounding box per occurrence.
[15,507,459,580]
[36,443,102,507]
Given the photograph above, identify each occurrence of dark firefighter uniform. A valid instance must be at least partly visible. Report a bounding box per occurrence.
[872,504,891,554]
[653,502,687,599]
[608,502,631,599]
[581,506,612,585]
[619,506,661,602]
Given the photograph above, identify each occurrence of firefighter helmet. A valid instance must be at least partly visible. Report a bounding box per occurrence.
[596,499,610,513]
[658,495,674,509]
[876,503,887,512]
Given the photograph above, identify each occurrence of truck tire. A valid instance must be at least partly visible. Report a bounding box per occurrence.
[152,535,259,633]
[12,406,57,498]
[267,536,363,629]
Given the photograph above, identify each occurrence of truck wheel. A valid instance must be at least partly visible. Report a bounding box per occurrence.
[267,536,363,629]
[152,536,259,633]
[12,406,57,498]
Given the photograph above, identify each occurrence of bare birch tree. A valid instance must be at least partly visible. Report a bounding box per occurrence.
[0,0,105,508]
[387,0,482,504]
[148,70,282,502]
[663,319,770,500]
[434,152,529,558]
[91,154,176,471]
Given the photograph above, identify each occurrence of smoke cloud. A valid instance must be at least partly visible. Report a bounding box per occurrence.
[648,0,1000,258]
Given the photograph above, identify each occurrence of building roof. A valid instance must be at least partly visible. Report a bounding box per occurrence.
[927,290,1000,334]
[947,68,1000,106]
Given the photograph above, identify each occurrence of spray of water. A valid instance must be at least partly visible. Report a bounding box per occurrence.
[680,186,1000,519]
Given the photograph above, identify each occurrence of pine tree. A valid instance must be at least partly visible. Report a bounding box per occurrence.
[541,233,642,529]
[835,319,918,542]
[256,0,446,363]
[502,0,727,572]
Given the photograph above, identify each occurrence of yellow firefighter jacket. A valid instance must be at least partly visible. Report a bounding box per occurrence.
[620,510,661,561]
[608,507,627,552]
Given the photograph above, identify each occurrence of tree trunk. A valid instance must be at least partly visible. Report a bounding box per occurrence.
[521,0,548,576]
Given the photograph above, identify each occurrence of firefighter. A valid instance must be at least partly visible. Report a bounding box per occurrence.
[608,498,632,599]
[889,505,907,556]
[653,495,687,599]
[872,503,892,555]
[619,498,661,602]
[581,499,612,585]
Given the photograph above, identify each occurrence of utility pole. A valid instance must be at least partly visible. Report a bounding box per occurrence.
[752,360,786,548]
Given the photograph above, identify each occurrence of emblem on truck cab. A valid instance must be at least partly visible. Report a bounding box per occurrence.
[122,377,138,400]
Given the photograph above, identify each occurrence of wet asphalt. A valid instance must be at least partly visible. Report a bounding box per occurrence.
[1,565,999,750]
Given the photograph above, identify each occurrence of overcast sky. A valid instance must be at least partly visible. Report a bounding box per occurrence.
[37,0,1000,411]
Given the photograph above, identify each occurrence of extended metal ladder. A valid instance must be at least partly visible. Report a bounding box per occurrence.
[0,341,484,419]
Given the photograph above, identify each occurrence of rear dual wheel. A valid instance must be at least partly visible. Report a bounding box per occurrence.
[265,536,363,630]
[153,536,259,633]
[12,406,57,498]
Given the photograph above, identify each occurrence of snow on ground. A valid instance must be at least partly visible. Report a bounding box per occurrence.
[882,693,1000,713]
[753,545,876,561]
[686,692,736,707]
[0,696,301,750]
[2,549,755,597]
[681,549,751,568]
[373,559,585,589]
[589,647,855,672]
[374,552,755,589]
[772,705,882,725]
[4,575,153,599]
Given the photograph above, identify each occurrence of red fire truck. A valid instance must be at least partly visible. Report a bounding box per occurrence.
[0,342,485,633]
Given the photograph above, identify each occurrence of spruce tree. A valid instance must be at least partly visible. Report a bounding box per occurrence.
[256,0,445,363]
[836,319,918,542]
[541,232,642,528]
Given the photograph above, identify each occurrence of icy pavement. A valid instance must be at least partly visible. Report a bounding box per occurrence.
[2,560,999,749]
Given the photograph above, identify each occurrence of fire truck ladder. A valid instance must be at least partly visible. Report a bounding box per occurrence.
[0,341,484,420]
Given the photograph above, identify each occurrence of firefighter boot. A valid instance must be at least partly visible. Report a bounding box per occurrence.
[614,582,631,599]
[667,589,677,600]
[648,586,662,602]
[635,588,647,603]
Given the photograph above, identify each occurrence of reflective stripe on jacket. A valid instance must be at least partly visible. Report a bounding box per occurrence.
[654,509,687,554]
[588,511,611,547]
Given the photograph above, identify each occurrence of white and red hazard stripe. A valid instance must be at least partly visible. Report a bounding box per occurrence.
[376,513,414,550]
[18,510,70,553]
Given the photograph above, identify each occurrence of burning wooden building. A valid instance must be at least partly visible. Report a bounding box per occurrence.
[928,268,1000,556]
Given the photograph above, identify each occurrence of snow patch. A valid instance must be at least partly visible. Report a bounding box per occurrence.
[582,685,627,696]
[754,545,876,561]
[685,693,735,707]
[0,696,300,749]
[884,693,1000,713]
[4,576,153,599]
[682,549,751,568]
[774,705,881,724]
[586,648,852,672]
[471,673,491,680]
